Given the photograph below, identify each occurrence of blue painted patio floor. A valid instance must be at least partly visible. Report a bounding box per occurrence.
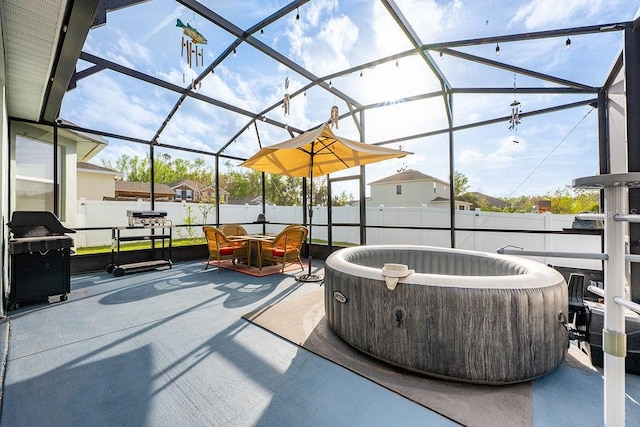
[0,260,638,426]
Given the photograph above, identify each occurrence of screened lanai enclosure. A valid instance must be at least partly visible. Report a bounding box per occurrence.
[4,1,640,276]
[5,2,640,426]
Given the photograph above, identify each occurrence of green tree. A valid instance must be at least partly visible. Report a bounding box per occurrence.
[103,154,348,206]
[454,170,469,197]
[544,186,599,214]
[331,191,351,206]
[102,154,213,184]
[266,174,303,206]
[449,169,599,214]
[502,195,535,213]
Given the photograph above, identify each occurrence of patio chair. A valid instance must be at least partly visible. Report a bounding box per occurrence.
[260,224,308,273]
[220,224,247,237]
[203,226,248,272]
[567,273,586,324]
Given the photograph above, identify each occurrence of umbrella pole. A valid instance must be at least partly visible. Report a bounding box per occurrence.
[297,154,323,283]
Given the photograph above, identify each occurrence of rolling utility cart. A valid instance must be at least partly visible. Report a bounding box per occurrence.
[7,211,75,310]
[106,211,173,277]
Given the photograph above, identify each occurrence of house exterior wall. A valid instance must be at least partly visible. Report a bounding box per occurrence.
[369,179,450,207]
[77,171,115,201]
[0,28,7,317]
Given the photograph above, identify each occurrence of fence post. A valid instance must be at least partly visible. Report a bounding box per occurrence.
[421,204,428,245]
[544,211,552,265]
[77,198,87,248]
[473,208,481,250]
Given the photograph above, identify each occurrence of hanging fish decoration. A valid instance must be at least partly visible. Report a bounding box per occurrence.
[178,19,206,74]
[177,19,207,45]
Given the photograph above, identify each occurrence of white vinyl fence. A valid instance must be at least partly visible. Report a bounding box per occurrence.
[74,200,602,269]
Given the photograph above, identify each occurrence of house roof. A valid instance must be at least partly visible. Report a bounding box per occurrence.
[170,180,230,197]
[77,161,121,176]
[115,181,175,196]
[369,169,448,186]
[466,192,509,208]
[170,179,206,191]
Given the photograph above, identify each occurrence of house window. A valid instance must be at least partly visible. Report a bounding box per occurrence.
[433,182,436,193]
[396,184,402,195]
[15,134,63,218]
[175,189,194,200]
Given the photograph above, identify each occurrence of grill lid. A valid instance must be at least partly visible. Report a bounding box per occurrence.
[8,211,75,237]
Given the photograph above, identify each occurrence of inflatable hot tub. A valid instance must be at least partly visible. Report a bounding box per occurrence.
[324,245,568,384]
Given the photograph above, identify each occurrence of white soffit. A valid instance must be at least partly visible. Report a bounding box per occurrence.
[3,0,67,121]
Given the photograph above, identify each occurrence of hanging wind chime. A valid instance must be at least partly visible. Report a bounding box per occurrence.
[508,74,522,144]
[396,144,407,172]
[177,18,207,86]
[283,76,290,116]
[330,105,339,128]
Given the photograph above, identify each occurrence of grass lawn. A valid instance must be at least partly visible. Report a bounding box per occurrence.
[75,237,206,255]
[74,236,355,256]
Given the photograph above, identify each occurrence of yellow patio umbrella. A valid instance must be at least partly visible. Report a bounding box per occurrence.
[241,122,412,281]
[241,122,412,178]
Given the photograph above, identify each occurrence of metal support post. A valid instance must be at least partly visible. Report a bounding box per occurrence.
[603,185,626,426]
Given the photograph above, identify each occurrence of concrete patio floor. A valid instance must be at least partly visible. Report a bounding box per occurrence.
[0,260,639,426]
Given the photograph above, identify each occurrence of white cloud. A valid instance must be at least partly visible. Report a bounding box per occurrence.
[143,6,184,44]
[304,0,339,27]
[318,16,359,64]
[113,29,152,65]
[286,5,359,75]
[371,0,468,54]
[62,73,164,140]
[510,0,605,30]
[458,135,524,171]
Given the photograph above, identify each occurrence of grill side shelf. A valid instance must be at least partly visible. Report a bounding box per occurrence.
[107,223,173,276]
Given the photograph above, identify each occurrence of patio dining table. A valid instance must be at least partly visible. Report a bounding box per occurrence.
[227,234,275,269]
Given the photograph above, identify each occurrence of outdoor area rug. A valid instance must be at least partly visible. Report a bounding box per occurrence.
[243,289,543,427]
[204,260,307,277]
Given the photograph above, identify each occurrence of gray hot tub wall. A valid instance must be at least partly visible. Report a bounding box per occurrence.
[324,245,568,385]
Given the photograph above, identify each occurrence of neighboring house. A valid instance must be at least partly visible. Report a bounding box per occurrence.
[465,192,509,210]
[227,195,270,205]
[368,169,472,210]
[77,162,122,201]
[170,180,228,203]
[536,200,552,213]
[111,181,175,201]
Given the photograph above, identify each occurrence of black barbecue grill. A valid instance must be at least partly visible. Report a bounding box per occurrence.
[7,211,75,310]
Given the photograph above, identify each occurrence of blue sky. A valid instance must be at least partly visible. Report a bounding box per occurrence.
[60,0,640,199]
